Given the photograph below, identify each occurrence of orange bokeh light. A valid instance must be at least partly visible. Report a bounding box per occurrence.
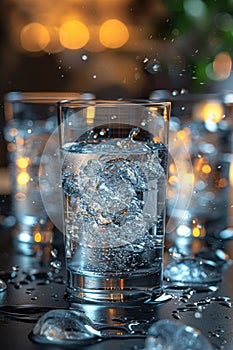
[201,164,212,174]
[59,20,90,49]
[213,52,232,80]
[20,22,50,52]
[99,19,129,49]
[34,231,42,243]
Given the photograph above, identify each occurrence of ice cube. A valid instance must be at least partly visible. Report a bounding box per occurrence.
[144,319,214,350]
[164,257,221,286]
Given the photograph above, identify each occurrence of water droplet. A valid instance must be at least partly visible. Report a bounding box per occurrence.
[145,59,161,74]
[50,260,62,270]
[180,88,188,95]
[26,288,35,295]
[51,248,58,258]
[172,90,179,96]
[93,74,97,79]
[172,311,181,319]
[14,282,22,289]
[82,54,88,61]
[11,265,20,272]
[0,280,7,292]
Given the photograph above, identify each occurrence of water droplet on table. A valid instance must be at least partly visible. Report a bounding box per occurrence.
[0,280,7,292]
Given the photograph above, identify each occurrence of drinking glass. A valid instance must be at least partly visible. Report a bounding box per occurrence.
[151,91,232,240]
[57,99,170,303]
[4,91,93,255]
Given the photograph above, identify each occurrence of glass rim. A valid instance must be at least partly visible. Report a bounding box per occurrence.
[150,89,233,103]
[57,98,171,109]
[4,91,94,104]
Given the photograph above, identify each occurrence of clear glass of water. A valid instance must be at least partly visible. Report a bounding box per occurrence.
[57,99,170,303]
[4,91,93,255]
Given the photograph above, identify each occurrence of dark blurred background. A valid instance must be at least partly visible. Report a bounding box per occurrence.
[1,0,233,169]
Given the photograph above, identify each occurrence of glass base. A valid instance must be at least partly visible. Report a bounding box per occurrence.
[66,269,163,304]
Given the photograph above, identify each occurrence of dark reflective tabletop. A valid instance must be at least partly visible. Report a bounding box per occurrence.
[0,196,233,350]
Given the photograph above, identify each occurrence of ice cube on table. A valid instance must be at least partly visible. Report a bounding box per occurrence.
[144,319,214,350]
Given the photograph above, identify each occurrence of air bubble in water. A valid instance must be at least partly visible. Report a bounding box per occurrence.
[110,114,118,120]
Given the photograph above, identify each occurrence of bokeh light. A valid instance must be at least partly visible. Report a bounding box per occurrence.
[193,101,224,123]
[59,20,90,49]
[16,157,29,169]
[213,52,232,80]
[99,19,129,49]
[16,172,30,185]
[20,22,50,52]
[183,0,207,18]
